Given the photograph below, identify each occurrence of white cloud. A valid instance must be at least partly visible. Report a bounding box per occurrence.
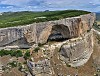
[0,0,33,6]
[6,6,13,8]
[0,0,100,12]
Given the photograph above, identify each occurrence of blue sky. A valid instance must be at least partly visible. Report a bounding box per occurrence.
[0,0,100,12]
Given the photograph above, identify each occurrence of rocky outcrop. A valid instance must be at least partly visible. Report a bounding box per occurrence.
[60,30,93,67]
[0,13,95,48]
[25,12,97,75]
[27,59,52,76]
[27,30,96,75]
[92,29,100,70]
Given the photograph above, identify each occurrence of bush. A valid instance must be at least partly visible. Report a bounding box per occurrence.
[24,50,30,60]
[0,50,23,57]
[38,43,43,47]
[0,50,11,56]
[34,47,40,52]
[15,50,23,58]
[8,61,17,68]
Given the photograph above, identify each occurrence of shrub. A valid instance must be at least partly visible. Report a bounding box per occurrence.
[0,50,23,57]
[8,61,17,68]
[38,43,43,47]
[34,47,40,52]
[15,50,23,58]
[24,50,30,60]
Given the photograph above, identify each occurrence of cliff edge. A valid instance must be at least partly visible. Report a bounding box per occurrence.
[0,12,99,76]
[0,13,95,48]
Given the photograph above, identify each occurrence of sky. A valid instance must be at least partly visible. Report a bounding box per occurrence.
[0,0,100,12]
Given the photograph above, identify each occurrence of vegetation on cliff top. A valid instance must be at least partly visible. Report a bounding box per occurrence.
[0,10,90,28]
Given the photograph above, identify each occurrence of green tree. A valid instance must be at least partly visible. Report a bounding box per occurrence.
[24,51,30,60]
[34,47,40,52]
[15,50,23,57]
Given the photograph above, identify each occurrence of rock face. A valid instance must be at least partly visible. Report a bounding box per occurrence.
[92,30,100,70]
[0,12,97,75]
[0,13,95,48]
[60,30,94,67]
[27,59,52,76]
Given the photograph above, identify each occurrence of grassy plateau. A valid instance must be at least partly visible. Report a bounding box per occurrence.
[0,10,90,28]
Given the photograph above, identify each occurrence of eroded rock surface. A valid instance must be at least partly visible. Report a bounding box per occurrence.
[0,13,95,48]
[28,30,97,76]
[60,31,93,67]
[0,13,98,76]
[92,29,100,70]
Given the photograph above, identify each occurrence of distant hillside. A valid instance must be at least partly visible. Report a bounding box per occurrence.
[0,10,90,28]
[96,13,100,21]
[93,13,100,32]
[95,13,100,25]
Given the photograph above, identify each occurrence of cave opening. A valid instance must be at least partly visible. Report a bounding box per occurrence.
[47,24,70,42]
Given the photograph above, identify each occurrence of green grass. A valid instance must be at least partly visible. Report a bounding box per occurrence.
[0,10,90,28]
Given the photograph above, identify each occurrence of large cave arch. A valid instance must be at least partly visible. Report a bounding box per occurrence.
[38,24,70,44]
[48,24,70,42]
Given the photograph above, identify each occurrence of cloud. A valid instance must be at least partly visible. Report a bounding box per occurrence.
[0,0,31,6]
[0,0,100,12]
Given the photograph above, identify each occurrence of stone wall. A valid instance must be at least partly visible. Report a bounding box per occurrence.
[0,13,95,48]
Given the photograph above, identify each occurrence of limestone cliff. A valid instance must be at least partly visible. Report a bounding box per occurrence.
[92,29,100,70]
[0,12,99,76]
[60,30,93,67]
[0,13,95,48]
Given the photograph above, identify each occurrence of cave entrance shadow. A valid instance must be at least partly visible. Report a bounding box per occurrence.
[47,24,70,42]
